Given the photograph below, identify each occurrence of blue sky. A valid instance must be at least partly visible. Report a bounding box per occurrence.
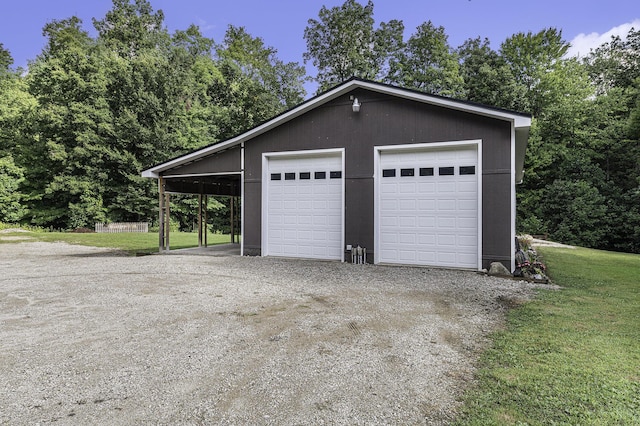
[1,0,638,94]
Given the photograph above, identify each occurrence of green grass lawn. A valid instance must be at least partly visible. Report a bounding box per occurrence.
[0,230,234,255]
[456,246,640,425]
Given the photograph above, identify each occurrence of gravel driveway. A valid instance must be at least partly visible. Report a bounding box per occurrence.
[0,242,544,425]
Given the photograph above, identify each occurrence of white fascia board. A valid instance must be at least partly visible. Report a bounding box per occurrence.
[161,171,241,179]
[354,80,531,128]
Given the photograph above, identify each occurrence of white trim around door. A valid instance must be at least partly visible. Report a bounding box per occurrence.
[374,140,482,269]
[262,148,345,261]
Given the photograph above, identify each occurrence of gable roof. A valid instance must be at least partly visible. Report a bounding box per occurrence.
[142,77,531,181]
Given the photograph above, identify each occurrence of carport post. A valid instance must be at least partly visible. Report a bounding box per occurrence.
[165,192,170,250]
[204,195,208,247]
[158,177,165,252]
[230,196,235,244]
[198,194,203,247]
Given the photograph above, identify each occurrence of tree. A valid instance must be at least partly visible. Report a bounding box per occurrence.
[581,30,640,252]
[24,17,110,228]
[0,43,13,73]
[219,25,306,112]
[0,156,26,222]
[0,45,35,224]
[92,0,166,58]
[586,28,640,94]
[500,28,569,116]
[541,180,608,248]
[304,0,403,92]
[390,21,464,97]
[458,37,526,110]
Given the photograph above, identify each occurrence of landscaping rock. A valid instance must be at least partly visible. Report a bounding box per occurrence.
[489,261,512,276]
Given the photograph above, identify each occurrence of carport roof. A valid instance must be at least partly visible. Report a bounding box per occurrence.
[141,77,532,181]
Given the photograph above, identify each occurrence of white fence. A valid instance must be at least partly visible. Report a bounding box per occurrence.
[95,222,149,233]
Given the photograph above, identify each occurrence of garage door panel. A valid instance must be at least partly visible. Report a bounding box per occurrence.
[398,250,417,261]
[458,199,477,210]
[298,230,313,240]
[437,251,457,264]
[418,215,436,230]
[399,182,416,193]
[438,182,456,192]
[458,235,477,247]
[417,233,436,244]
[458,217,476,229]
[399,233,417,244]
[399,199,416,210]
[266,153,343,260]
[379,146,478,268]
[399,216,417,227]
[417,182,436,193]
[381,249,398,260]
[458,253,477,265]
[457,181,477,192]
[381,232,398,244]
[381,216,398,227]
[313,216,327,226]
[437,234,456,246]
[417,251,436,262]
[417,200,435,211]
[437,217,456,228]
[284,216,298,225]
[381,183,398,193]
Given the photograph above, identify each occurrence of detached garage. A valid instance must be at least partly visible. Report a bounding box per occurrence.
[142,78,531,271]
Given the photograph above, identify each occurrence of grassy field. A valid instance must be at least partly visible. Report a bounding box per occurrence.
[0,230,233,254]
[456,246,640,425]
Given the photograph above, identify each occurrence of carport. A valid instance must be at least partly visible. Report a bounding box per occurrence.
[156,171,241,252]
[144,142,243,252]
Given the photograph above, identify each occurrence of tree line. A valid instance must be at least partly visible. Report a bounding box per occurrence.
[1,0,638,253]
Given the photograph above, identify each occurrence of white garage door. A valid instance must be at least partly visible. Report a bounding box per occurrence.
[378,145,479,268]
[264,152,343,260]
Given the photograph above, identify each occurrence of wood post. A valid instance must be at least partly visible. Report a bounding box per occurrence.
[158,177,165,252]
[204,195,208,247]
[230,196,235,243]
[164,192,170,251]
[198,194,203,247]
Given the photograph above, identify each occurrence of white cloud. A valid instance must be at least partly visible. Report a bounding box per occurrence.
[196,18,216,33]
[566,19,640,58]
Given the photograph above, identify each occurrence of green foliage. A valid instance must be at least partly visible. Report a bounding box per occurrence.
[586,28,640,94]
[458,37,526,110]
[304,1,463,96]
[304,0,403,92]
[0,155,27,222]
[541,180,608,247]
[456,246,640,425]
[391,21,464,97]
[500,28,569,116]
[0,43,13,71]
[5,0,304,231]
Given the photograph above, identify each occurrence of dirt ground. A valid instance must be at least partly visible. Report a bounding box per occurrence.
[0,242,545,425]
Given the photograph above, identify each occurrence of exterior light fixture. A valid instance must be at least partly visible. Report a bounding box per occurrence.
[352,97,361,113]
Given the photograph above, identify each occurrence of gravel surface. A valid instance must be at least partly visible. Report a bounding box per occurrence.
[0,242,547,425]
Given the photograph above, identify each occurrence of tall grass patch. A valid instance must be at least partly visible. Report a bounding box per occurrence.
[456,246,640,425]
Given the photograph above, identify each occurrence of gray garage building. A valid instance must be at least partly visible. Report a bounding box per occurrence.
[142,78,531,271]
